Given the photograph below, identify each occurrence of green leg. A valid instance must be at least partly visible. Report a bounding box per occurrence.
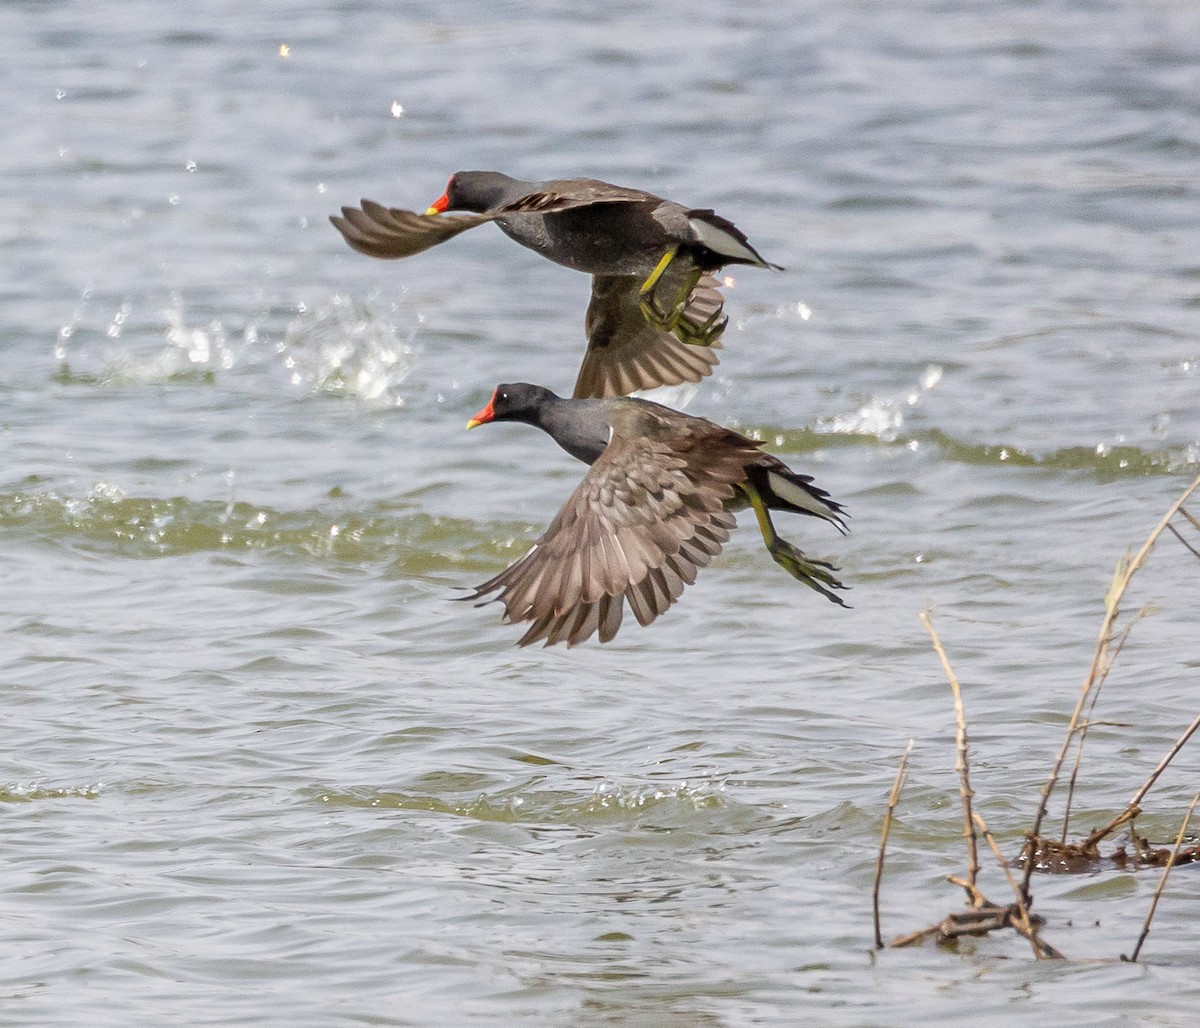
[662,266,704,322]
[740,484,849,607]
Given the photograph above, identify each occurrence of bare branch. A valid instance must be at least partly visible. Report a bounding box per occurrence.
[1084,713,1200,848]
[920,609,981,902]
[1022,471,1200,895]
[873,739,914,949]
[1124,792,1200,963]
[1166,522,1200,561]
[974,812,1063,959]
[1061,615,1143,841]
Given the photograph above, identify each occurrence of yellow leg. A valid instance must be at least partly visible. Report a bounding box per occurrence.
[740,484,849,606]
[666,266,703,319]
[639,244,680,298]
[638,248,717,344]
[741,483,778,549]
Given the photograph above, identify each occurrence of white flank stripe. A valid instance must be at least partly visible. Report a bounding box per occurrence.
[767,471,826,516]
[688,216,762,264]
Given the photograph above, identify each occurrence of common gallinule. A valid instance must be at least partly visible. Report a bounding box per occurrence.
[330,172,781,399]
[462,383,847,647]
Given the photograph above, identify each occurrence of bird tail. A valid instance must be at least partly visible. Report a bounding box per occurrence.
[748,463,848,533]
[686,209,783,270]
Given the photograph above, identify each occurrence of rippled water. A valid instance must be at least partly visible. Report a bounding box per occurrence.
[3,1,1199,1023]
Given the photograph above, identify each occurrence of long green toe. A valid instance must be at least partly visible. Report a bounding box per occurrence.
[768,538,849,607]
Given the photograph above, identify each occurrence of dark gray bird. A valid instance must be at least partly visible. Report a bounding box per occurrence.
[330,172,781,399]
[462,383,847,647]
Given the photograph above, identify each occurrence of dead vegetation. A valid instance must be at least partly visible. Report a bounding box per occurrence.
[874,471,1200,960]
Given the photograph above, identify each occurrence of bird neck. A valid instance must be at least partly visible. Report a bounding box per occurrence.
[535,396,611,466]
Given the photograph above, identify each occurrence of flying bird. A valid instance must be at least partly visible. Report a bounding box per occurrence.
[462,383,848,647]
[330,172,781,399]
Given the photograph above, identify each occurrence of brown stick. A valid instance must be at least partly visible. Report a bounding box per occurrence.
[1061,616,1142,841]
[873,739,915,949]
[1166,522,1200,561]
[1124,791,1200,962]
[974,812,1063,959]
[920,609,981,904]
[1083,712,1200,848]
[1022,471,1200,895]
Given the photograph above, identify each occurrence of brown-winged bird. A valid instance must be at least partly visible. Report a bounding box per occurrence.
[461,383,847,647]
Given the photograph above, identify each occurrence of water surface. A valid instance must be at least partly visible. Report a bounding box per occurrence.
[2,1,1199,1024]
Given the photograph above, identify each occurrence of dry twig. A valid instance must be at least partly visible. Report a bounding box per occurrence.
[974,812,1063,959]
[1082,713,1200,849]
[1123,791,1200,963]
[1022,471,1200,894]
[873,740,914,949]
[920,609,982,905]
[1166,522,1200,560]
[1060,615,1143,842]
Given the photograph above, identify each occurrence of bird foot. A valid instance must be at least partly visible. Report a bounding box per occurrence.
[673,306,728,348]
[638,267,715,345]
[768,537,849,607]
[638,287,686,330]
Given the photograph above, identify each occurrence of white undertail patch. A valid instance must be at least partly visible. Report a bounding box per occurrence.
[687,215,765,265]
[767,470,830,519]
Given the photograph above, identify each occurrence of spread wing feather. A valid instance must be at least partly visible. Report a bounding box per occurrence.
[572,273,727,399]
[467,407,760,646]
[329,200,494,260]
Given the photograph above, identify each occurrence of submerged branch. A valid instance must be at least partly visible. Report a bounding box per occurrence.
[974,812,1063,959]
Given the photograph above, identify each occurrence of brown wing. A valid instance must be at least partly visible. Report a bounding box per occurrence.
[329,199,494,260]
[572,273,728,399]
[466,406,758,647]
[497,178,657,215]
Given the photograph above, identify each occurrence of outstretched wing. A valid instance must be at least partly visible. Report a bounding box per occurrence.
[329,199,494,260]
[573,273,727,399]
[467,408,757,647]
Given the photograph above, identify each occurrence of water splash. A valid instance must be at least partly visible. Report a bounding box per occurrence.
[815,364,943,442]
[316,779,727,824]
[0,485,515,570]
[54,292,237,385]
[53,291,415,403]
[278,295,414,405]
[163,298,234,369]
